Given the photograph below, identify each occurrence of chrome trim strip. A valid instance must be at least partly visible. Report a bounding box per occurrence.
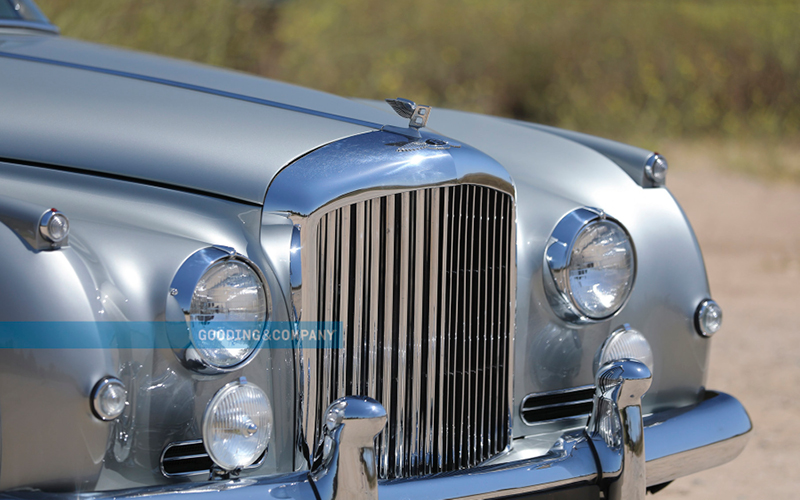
[520,385,596,425]
[159,440,266,478]
[338,209,350,399]
[380,195,396,477]
[353,202,366,396]
[450,186,464,467]
[477,187,488,462]
[463,185,474,466]
[524,384,596,399]
[410,189,425,474]
[527,399,595,412]
[0,51,382,130]
[487,191,499,453]
[395,191,411,477]
[368,197,381,399]
[505,193,517,454]
[162,454,208,462]
[435,187,449,472]
[0,20,59,34]
[425,188,440,474]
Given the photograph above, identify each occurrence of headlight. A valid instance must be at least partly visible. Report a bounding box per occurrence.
[190,259,267,368]
[203,377,273,471]
[167,246,271,373]
[545,208,636,322]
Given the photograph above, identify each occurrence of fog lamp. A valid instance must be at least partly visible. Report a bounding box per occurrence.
[695,299,722,337]
[91,376,127,421]
[595,325,654,374]
[203,378,273,471]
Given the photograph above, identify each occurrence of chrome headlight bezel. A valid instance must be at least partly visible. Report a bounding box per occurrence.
[166,246,271,374]
[544,207,637,323]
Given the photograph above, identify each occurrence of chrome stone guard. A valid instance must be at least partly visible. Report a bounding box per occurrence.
[307,360,751,500]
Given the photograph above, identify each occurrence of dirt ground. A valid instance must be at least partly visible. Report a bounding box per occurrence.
[649,153,800,498]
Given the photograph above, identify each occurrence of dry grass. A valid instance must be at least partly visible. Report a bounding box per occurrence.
[659,138,800,184]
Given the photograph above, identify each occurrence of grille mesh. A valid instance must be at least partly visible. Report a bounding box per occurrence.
[302,184,514,479]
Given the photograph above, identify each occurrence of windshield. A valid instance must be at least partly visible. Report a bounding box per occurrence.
[0,0,51,24]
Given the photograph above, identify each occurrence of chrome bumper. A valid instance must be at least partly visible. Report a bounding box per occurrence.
[3,362,750,500]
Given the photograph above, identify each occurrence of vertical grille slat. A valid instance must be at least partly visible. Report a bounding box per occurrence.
[425,188,440,474]
[337,208,350,400]
[380,196,396,477]
[305,184,514,479]
[435,187,449,472]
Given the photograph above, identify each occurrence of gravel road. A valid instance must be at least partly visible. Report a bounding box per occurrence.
[652,163,800,498]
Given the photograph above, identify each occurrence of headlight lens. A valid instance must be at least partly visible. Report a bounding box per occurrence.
[568,220,635,318]
[190,260,267,368]
[203,378,273,471]
[546,209,636,321]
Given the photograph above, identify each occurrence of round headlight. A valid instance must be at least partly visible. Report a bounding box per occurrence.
[168,247,271,373]
[190,259,267,368]
[203,378,273,471]
[545,208,636,322]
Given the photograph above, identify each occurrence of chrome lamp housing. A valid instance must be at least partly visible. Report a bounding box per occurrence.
[165,246,271,374]
[544,207,637,323]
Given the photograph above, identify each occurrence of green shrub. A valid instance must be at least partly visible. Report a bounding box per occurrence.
[36,0,800,142]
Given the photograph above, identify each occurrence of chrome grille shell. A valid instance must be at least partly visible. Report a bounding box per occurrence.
[262,130,517,479]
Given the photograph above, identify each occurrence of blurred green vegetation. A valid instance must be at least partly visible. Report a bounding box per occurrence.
[36,0,800,146]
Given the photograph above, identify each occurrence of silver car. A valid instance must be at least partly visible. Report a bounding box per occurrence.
[0,2,750,499]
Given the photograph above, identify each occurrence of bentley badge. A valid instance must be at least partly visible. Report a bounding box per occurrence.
[385,97,431,129]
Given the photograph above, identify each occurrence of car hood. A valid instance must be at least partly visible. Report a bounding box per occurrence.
[0,34,632,205]
[0,34,408,204]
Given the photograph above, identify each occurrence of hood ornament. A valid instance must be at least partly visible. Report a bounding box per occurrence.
[385,98,431,130]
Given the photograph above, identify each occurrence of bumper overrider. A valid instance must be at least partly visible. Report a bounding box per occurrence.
[4,360,750,500]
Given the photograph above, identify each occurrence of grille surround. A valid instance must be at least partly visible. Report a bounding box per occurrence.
[296,183,516,479]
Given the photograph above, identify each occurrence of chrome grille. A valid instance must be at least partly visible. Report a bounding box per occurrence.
[301,184,515,479]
